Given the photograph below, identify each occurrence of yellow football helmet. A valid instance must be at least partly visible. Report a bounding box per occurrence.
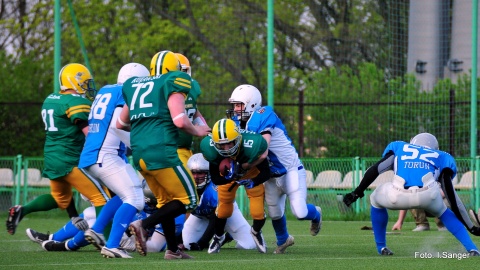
[59,63,96,101]
[175,53,191,76]
[150,50,181,76]
[211,118,242,157]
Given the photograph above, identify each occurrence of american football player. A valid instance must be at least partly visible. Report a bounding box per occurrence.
[227,84,322,254]
[182,153,256,251]
[117,50,210,260]
[78,62,149,258]
[200,118,270,254]
[6,63,110,237]
[174,53,208,167]
[343,133,480,256]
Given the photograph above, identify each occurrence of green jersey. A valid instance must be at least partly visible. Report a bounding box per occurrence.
[200,130,268,166]
[177,79,201,149]
[41,93,91,179]
[122,71,192,170]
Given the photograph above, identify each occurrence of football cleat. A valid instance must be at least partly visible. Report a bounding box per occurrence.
[412,225,430,232]
[380,247,394,256]
[26,228,51,243]
[274,235,295,254]
[469,249,480,257]
[221,232,234,247]
[208,234,225,254]
[42,240,71,252]
[84,229,105,250]
[164,249,194,260]
[250,227,267,253]
[128,220,148,256]
[101,246,132,259]
[310,206,322,236]
[6,205,23,235]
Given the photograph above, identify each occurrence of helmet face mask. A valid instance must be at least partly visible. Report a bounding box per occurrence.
[227,84,262,122]
[410,132,439,150]
[59,63,97,101]
[150,50,181,76]
[175,53,192,76]
[211,118,242,157]
[187,153,211,193]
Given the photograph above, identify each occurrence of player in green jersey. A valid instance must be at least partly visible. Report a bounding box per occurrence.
[175,53,208,167]
[117,50,210,260]
[200,118,270,254]
[7,63,110,236]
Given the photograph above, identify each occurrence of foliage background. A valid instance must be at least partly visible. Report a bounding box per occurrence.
[0,0,476,158]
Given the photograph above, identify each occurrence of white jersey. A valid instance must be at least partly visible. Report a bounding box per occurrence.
[243,106,302,176]
[79,84,129,168]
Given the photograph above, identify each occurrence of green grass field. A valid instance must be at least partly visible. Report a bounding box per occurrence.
[1,212,479,269]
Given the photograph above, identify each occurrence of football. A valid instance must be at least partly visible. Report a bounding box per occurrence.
[219,158,233,176]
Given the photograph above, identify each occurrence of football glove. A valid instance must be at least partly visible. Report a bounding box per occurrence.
[236,179,254,189]
[71,216,89,231]
[225,160,246,180]
[343,192,361,207]
[469,226,480,236]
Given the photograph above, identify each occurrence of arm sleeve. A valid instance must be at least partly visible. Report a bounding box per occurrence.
[353,151,395,197]
[209,162,233,186]
[440,168,474,229]
[251,158,271,186]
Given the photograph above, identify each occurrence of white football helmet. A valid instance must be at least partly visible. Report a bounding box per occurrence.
[117,63,149,84]
[410,133,439,150]
[187,153,211,192]
[227,84,262,121]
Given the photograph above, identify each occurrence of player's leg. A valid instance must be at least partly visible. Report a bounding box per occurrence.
[369,182,400,255]
[285,169,322,236]
[130,161,195,259]
[264,177,292,252]
[225,202,256,250]
[246,184,267,253]
[182,215,208,250]
[208,183,237,253]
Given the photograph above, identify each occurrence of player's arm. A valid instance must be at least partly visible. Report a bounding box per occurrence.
[343,151,395,206]
[75,119,89,136]
[168,93,210,137]
[209,162,234,186]
[116,104,131,131]
[439,168,479,234]
[111,107,131,147]
[250,157,271,186]
[192,109,209,127]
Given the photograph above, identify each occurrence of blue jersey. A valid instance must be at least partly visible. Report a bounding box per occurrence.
[192,181,218,218]
[234,106,302,176]
[79,84,127,168]
[382,141,457,188]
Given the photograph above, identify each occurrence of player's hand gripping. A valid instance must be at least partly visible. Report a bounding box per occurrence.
[225,160,246,180]
[71,216,89,231]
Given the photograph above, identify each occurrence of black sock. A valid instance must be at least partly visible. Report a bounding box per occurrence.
[252,218,266,233]
[66,197,79,218]
[214,216,227,236]
[142,200,185,230]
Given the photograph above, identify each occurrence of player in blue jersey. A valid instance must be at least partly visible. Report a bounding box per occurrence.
[76,63,150,258]
[181,153,256,251]
[343,133,480,256]
[227,84,322,254]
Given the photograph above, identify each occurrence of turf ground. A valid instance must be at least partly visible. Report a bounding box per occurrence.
[1,212,479,269]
